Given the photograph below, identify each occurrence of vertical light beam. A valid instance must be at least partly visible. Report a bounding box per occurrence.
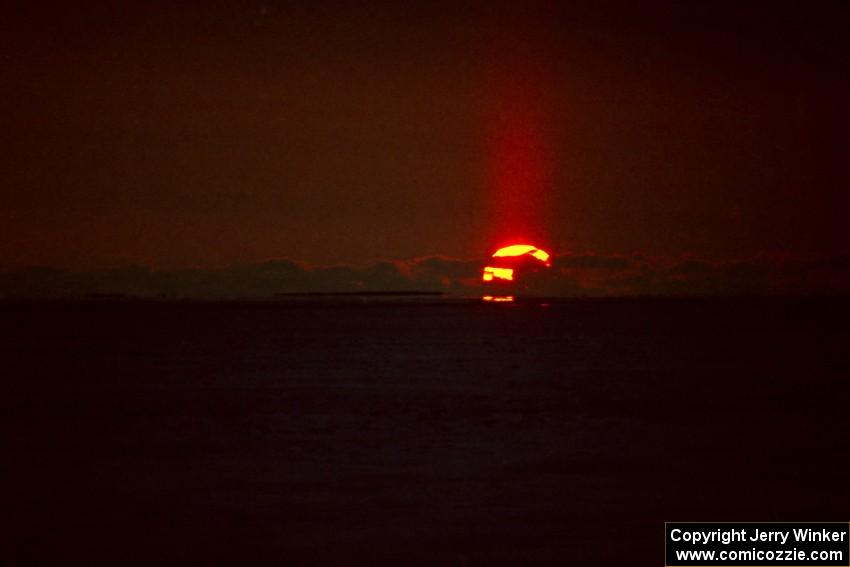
[483,33,554,251]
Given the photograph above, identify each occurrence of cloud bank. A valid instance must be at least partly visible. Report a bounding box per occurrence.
[1,252,849,299]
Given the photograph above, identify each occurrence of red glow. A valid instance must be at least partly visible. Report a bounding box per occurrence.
[483,44,553,246]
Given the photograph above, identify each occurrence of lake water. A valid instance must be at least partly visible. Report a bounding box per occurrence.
[5,298,849,564]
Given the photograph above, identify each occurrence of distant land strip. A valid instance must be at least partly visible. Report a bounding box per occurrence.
[273,291,445,297]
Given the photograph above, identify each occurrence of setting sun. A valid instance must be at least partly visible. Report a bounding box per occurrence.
[491,244,551,265]
[482,243,552,286]
[482,266,514,282]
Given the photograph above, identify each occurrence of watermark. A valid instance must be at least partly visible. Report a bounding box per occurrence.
[666,523,849,566]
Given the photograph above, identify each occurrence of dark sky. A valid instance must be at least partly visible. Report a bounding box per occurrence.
[3,1,848,269]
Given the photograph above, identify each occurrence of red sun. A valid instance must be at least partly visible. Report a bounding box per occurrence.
[482,243,551,283]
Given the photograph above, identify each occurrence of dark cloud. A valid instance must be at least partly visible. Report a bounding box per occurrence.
[404,256,483,293]
[2,252,849,299]
[553,253,638,271]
